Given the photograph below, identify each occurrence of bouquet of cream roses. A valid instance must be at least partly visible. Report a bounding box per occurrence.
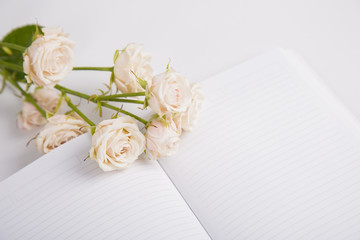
[0,24,204,171]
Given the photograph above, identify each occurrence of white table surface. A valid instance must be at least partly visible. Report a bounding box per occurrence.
[0,0,359,181]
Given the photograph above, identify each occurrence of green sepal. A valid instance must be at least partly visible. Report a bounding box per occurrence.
[145,113,159,129]
[25,82,31,91]
[143,150,151,160]
[88,94,97,103]
[96,101,103,117]
[110,71,115,89]
[140,89,151,110]
[113,49,120,63]
[110,113,118,119]
[64,110,75,115]
[63,94,71,103]
[166,58,171,72]
[89,126,96,135]
[110,104,123,119]
[103,83,111,95]
[83,154,90,162]
[97,88,105,96]
[2,47,12,55]
[158,114,170,127]
[53,93,63,114]
[131,70,147,90]
[32,24,44,42]
[138,78,147,89]
[45,110,54,119]
[143,96,149,109]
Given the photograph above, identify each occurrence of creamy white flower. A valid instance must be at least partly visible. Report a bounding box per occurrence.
[90,116,145,171]
[181,83,204,131]
[145,116,181,159]
[33,87,64,112]
[113,43,153,93]
[35,114,88,153]
[18,102,47,130]
[147,68,192,117]
[17,88,63,130]
[23,27,75,88]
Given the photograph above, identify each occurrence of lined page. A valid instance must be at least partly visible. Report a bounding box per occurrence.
[0,134,210,240]
[159,49,360,240]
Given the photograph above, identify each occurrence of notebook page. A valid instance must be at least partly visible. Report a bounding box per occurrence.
[159,49,360,239]
[0,134,210,240]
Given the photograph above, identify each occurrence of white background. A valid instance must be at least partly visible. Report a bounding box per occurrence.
[0,0,359,181]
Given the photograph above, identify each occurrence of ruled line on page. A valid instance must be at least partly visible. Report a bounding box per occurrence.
[0,139,210,240]
[159,49,360,240]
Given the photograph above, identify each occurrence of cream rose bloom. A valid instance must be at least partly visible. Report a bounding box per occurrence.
[18,102,46,130]
[23,27,75,88]
[35,114,88,153]
[147,68,192,117]
[18,88,63,130]
[181,83,204,131]
[90,116,145,171]
[113,43,153,93]
[145,116,181,159]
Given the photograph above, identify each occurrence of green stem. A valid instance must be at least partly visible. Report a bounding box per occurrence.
[0,60,147,124]
[55,85,148,125]
[6,78,46,118]
[100,102,148,125]
[103,99,144,104]
[97,91,145,100]
[0,60,23,72]
[63,94,96,127]
[55,85,88,99]
[0,61,114,74]
[73,66,113,72]
[0,41,26,52]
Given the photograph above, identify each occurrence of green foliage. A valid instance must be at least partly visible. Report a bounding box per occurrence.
[0,24,42,79]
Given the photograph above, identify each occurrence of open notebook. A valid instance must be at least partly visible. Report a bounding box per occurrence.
[1,49,360,240]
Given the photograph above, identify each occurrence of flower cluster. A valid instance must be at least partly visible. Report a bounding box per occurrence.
[0,25,204,171]
[145,69,204,159]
